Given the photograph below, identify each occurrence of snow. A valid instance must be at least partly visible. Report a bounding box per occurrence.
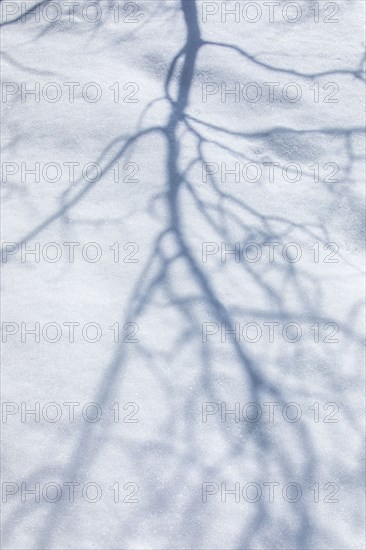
[1,1,365,548]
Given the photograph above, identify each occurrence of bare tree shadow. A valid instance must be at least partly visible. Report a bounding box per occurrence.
[1,1,365,548]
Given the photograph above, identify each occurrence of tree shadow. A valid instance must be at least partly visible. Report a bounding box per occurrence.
[1,1,365,548]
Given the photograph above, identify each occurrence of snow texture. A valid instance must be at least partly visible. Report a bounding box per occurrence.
[1,0,365,548]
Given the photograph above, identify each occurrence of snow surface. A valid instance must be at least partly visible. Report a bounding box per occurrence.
[1,0,365,548]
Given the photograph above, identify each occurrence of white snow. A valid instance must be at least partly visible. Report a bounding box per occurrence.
[1,1,365,548]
